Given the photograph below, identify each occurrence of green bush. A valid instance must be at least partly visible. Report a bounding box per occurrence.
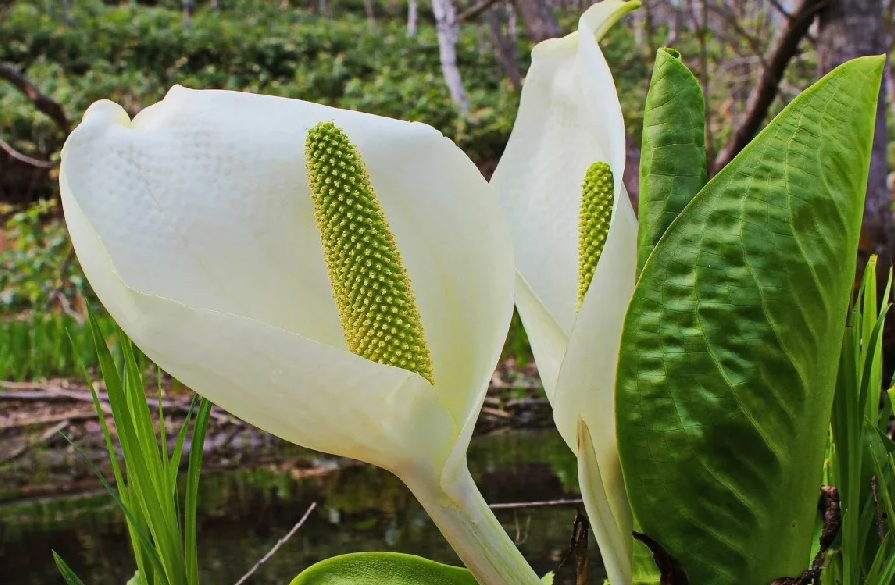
[0,0,527,162]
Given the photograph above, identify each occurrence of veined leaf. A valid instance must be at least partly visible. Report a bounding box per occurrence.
[632,48,707,585]
[636,47,706,275]
[616,55,884,585]
[289,552,478,585]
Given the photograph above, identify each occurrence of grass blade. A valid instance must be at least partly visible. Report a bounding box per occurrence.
[53,551,89,585]
[185,398,212,585]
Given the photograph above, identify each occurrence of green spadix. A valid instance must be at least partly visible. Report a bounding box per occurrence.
[577,162,614,309]
[305,121,434,384]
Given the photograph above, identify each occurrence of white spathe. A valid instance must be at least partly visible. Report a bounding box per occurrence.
[491,2,640,585]
[61,87,539,585]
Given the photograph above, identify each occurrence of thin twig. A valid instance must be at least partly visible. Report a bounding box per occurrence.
[0,136,56,168]
[489,498,584,510]
[873,476,887,545]
[705,2,767,68]
[234,502,318,585]
[713,0,827,171]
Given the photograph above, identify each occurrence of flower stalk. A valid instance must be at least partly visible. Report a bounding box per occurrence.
[403,465,543,585]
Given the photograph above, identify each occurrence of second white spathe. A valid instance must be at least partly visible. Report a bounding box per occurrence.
[492,2,641,584]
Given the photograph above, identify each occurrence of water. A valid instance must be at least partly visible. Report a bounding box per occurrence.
[0,429,605,585]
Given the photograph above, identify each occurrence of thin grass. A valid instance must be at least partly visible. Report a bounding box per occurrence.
[0,312,146,381]
[827,256,895,585]
[54,314,211,585]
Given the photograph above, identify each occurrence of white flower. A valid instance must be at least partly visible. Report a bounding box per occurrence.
[492,2,640,584]
[60,86,539,585]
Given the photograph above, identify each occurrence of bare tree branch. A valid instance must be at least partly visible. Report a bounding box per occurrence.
[458,0,499,21]
[0,62,70,134]
[768,0,793,19]
[705,2,767,68]
[487,4,522,90]
[713,0,826,171]
[509,0,559,42]
[0,136,55,168]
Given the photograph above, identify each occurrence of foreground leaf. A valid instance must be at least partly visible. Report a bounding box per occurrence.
[53,552,88,585]
[636,47,706,274]
[289,553,478,585]
[616,55,884,585]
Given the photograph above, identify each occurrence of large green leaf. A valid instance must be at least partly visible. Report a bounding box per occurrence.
[616,55,884,585]
[632,48,707,585]
[289,553,478,585]
[636,47,706,275]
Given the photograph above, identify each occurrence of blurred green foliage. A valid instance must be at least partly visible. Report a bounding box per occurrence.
[0,311,146,381]
[0,0,650,165]
[0,200,143,381]
[0,200,90,311]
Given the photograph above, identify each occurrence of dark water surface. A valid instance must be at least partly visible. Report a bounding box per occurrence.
[1,429,606,585]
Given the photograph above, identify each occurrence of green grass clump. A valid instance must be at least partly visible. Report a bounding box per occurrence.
[54,316,212,585]
[0,312,139,381]
[826,256,895,585]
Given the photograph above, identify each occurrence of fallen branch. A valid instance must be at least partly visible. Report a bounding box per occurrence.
[713,0,827,171]
[0,382,234,424]
[1,409,101,429]
[234,502,318,585]
[0,488,110,512]
[481,406,512,419]
[0,62,70,134]
[0,420,69,465]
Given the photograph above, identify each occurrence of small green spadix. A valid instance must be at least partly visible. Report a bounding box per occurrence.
[305,121,434,384]
[577,162,614,310]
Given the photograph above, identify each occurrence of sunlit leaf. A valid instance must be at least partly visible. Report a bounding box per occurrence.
[636,47,706,274]
[289,552,478,585]
[616,56,885,585]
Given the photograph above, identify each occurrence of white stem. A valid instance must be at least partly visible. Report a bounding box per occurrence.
[404,464,542,585]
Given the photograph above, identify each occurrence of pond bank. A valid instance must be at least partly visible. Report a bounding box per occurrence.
[0,428,599,585]
[0,361,551,501]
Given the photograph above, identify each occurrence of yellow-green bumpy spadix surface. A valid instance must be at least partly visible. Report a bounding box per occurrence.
[305,121,435,384]
[577,162,614,309]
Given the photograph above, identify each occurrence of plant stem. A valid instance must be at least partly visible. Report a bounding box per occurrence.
[405,464,542,585]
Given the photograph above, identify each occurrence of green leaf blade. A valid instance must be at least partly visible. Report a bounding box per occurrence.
[636,47,707,274]
[53,552,89,585]
[185,398,212,585]
[289,553,479,585]
[616,55,885,585]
